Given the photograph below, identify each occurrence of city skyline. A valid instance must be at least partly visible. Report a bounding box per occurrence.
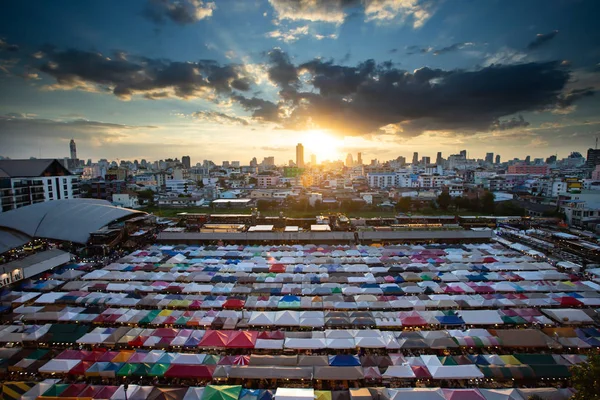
[0,0,599,161]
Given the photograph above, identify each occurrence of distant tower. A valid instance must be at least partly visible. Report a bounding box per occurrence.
[310,154,317,166]
[412,152,419,165]
[346,153,354,167]
[495,154,501,164]
[357,152,363,165]
[182,155,191,169]
[459,149,467,158]
[436,152,443,165]
[69,139,77,160]
[296,143,305,168]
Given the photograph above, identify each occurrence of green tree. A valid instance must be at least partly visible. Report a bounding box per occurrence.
[570,354,600,400]
[136,189,155,206]
[257,199,271,212]
[395,197,412,213]
[437,191,451,210]
[481,191,495,214]
[248,177,258,185]
[196,180,204,188]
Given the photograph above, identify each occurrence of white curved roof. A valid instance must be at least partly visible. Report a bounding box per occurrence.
[0,199,145,244]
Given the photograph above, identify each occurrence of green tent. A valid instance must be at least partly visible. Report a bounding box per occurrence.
[25,349,49,360]
[202,385,242,400]
[202,354,221,365]
[438,356,458,366]
[175,316,190,325]
[117,363,139,377]
[530,365,571,378]
[149,363,170,377]
[514,354,556,365]
[42,384,70,397]
[331,287,342,294]
[139,310,161,324]
[501,315,527,325]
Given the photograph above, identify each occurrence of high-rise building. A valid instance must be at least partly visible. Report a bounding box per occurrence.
[222,161,230,168]
[262,156,275,166]
[250,157,258,167]
[357,153,362,165]
[182,156,191,169]
[412,152,419,165]
[485,153,494,164]
[495,154,501,164]
[69,139,77,160]
[296,143,305,168]
[346,153,354,167]
[436,152,443,165]
[459,150,467,158]
[422,156,430,165]
[586,148,600,168]
[310,154,317,166]
[231,161,240,168]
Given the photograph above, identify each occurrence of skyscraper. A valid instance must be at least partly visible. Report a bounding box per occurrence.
[459,150,467,158]
[485,153,494,164]
[296,143,304,168]
[436,152,443,165]
[412,152,419,165]
[525,155,531,164]
[346,153,354,167]
[422,156,430,165]
[586,148,600,168]
[495,154,501,164]
[310,154,317,166]
[357,152,362,165]
[69,139,77,160]
[182,155,191,169]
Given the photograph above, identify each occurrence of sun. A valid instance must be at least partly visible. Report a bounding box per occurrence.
[301,130,342,163]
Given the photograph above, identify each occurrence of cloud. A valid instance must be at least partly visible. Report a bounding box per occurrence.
[0,38,19,52]
[270,55,579,137]
[259,146,288,152]
[526,30,559,50]
[433,42,475,55]
[144,0,216,25]
[482,47,527,66]
[267,25,310,42]
[189,110,249,125]
[33,47,253,100]
[266,48,299,89]
[232,95,281,123]
[490,115,530,131]
[406,45,432,55]
[267,0,434,28]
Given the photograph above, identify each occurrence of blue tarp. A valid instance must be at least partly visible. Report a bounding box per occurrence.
[328,355,361,366]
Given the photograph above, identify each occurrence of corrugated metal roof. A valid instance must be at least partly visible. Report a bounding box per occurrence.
[0,229,31,254]
[0,199,146,244]
[0,159,70,177]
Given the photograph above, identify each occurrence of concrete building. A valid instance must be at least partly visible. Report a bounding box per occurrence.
[181,156,191,169]
[0,159,80,213]
[485,153,494,164]
[112,193,139,208]
[412,152,419,165]
[507,164,550,175]
[586,148,600,168]
[495,154,501,164]
[257,175,280,187]
[296,143,305,168]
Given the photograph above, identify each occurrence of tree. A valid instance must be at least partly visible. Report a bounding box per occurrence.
[248,177,257,185]
[136,189,155,206]
[437,191,451,210]
[395,197,412,213]
[481,191,495,214]
[196,180,204,188]
[257,199,271,212]
[571,354,600,400]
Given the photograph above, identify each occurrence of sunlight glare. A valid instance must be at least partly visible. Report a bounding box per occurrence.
[302,130,342,163]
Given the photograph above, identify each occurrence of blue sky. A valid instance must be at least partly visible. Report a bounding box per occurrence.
[0,0,599,164]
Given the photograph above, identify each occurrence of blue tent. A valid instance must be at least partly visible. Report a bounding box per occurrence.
[328,355,361,366]
[435,315,464,325]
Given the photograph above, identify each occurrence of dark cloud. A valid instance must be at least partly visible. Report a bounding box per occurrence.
[232,95,281,123]
[554,88,595,108]
[189,111,249,125]
[406,45,431,55]
[270,55,576,136]
[35,47,253,100]
[527,30,559,50]
[143,0,216,25]
[433,42,474,55]
[490,115,530,131]
[389,48,397,54]
[266,48,299,89]
[0,38,19,52]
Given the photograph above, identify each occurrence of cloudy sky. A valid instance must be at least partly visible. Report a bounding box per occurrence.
[0,0,599,165]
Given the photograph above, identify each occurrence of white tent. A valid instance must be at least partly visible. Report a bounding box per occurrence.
[382,365,417,378]
[385,388,445,400]
[427,365,484,379]
[275,388,315,400]
[38,359,81,373]
[479,389,525,400]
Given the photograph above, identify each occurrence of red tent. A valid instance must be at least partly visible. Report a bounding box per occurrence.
[154,328,179,337]
[83,349,107,362]
[257,330,285,340]
[482,257,497,263]
[94,386,120,399]
[557,296,583,306]
[60,383,88,397]
[223,299,246,309]
[363,366,382,380]
[128,336,148,347]
[269,264,286,273]
[68,361,94,376]
[98,351,120,362]
[56,350,85,360]
[411,366,432,378]
[164,364,215,379]
[76,385,104,398]
[198,330,231,347]
[227,331,258,348]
